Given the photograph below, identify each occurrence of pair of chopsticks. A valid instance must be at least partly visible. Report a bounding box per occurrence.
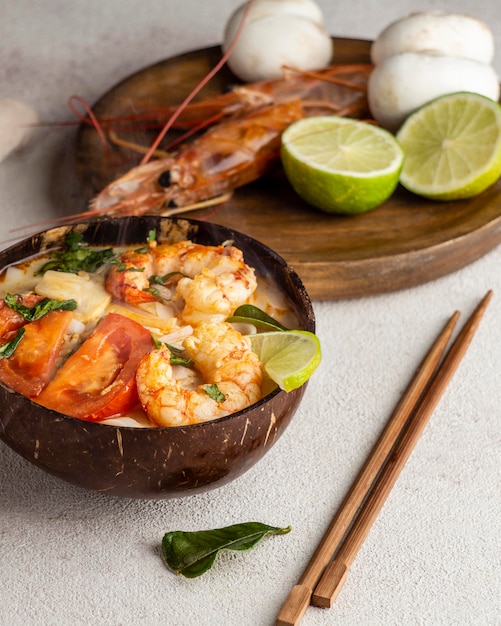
[276,290,493,626]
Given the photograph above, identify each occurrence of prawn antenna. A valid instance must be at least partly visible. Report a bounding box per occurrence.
[140,0,255,165]
[68,95,112,155]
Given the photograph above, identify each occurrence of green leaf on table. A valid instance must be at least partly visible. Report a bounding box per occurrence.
[226,304,287,332]
[161,522,291,578]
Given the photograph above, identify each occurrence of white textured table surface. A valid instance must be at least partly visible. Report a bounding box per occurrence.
[1,2,500,625]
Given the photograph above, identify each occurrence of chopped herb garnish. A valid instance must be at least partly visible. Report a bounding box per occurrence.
[149,274,166,285]
[4,293,77,321]
[144,286,161,299]
[110,258,145,273]
[202,383,226,402]
[38,230,116,275]
[165,343,184,355]
[147,229,157,243]
[64,230,82,248]
[169,352,194,367]
[0,328,25,359]
[152,337,194,367]
[109,260,128,272]
[149,271,187,285]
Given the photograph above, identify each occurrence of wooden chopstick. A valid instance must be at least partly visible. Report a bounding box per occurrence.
[276,290,492,626]
[275,309,459,625]
[311,289,492,607]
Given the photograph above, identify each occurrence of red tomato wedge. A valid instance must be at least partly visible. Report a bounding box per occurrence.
[0,309,74,397]
[37,313,154,421]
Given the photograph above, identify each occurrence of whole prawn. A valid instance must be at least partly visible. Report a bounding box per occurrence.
[136,321,263,426]
[94,100,304,215]
[89,64,372,217]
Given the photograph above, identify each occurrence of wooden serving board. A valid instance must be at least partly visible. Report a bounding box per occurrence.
[74,38,501,301]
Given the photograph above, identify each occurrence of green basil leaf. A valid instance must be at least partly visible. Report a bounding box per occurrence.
[4,293,77,321]
[227,304,287,331]
[202,383,226,402]
[162,522,291,578]
[0,328,25,359]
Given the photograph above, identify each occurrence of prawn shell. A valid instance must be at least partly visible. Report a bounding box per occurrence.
[0,216,315,499]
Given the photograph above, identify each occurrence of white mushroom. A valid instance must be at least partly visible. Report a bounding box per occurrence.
[368,52,500,131]
[0,98,39,162]
[371,11,494,65]
[225,0,325,28]
[222,0,333,82]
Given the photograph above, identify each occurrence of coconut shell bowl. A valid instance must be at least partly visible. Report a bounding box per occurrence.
[0,216,315,498]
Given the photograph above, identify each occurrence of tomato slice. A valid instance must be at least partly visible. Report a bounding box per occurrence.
[0,309,73,397]
[37,312,154,421]
[0,293,44,340]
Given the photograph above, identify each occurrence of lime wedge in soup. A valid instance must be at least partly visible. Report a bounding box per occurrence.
[249,330,321,392]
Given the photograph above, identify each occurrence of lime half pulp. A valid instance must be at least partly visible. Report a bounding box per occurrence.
[396,92,501,200]
[281,115,404,214]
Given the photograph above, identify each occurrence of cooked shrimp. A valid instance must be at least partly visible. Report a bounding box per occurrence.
[136,321,263,426]
[106,240,257,324]
[106,248,154,304]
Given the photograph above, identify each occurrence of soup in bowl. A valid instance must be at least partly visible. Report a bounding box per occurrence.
[0,216,316,498]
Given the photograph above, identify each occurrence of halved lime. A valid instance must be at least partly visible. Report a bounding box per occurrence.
[396,92,501,200]
[280,116,404,214]
[249,330,321,392]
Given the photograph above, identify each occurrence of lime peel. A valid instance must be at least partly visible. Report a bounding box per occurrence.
[249,330,321,392]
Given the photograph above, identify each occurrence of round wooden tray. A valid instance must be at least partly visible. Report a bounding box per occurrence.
[75,38,501,301]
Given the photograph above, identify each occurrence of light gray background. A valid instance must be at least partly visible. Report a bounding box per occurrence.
[1,2,500,625]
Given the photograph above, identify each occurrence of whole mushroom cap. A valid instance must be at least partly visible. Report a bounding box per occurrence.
[368,52,500,131]
[371,11,494,65]
[223,0,333,82]
[224,0,325,42]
